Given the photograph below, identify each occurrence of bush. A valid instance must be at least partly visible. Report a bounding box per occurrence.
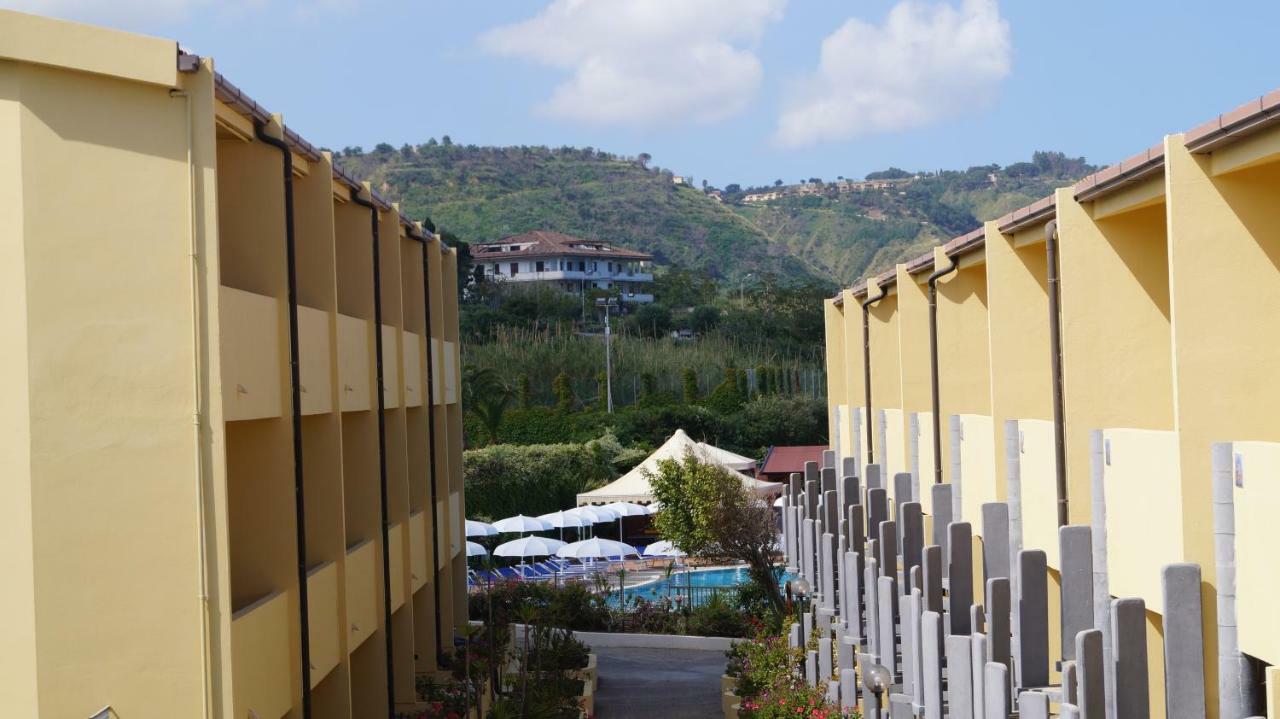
[612,403,718,448]
[463,436,623,519]
[686,593,753,638]
[716,395,828,456]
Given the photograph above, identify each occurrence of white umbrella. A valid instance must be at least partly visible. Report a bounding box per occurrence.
[556,537,638,560]
[466,541,488,557]
[773,496,786,508]
[604,501,650,543]
[494,536,566,558]
[538,510,591,541]
[465,519,498,537]
[492,514,552,535]
[646,502,662,515]
[567,506,619,537]
[643,540,686,557]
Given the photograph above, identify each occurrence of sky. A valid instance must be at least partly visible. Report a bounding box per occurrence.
[9,0,1280,188]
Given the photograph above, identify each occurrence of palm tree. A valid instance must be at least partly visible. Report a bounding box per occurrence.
[463,366,513,445]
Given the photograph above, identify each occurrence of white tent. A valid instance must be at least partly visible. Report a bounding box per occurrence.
[576,429,782,505]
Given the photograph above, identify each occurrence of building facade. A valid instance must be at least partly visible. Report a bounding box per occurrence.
[1,11,468,718]
[473,230,654,302]
[823,87,1280,718]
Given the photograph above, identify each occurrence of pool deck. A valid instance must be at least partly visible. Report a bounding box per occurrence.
[592,645,726,718]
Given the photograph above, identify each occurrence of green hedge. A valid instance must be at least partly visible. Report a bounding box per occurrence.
[463,435,625,519]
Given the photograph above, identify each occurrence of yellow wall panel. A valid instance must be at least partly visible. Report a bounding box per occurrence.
[381,324,400,409]
[297,305,332,415]
[220,286,284,421]
[306,561,341,688]
[959,414,997,527]
[403,331,423,408]
[1017,419,1059,568]
[388,522,405,611]
[337,313,371,412]
[409,510,428,593]
[1230,441,1280,666]
[1101,429,1183,608]
[231,591,293,719]
[345,539,377,651]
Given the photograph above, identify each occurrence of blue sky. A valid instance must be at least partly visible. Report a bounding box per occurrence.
[11,0,1280,188]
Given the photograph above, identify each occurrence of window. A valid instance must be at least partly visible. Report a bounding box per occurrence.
[510,262,519,276]
[607,262,613,273]
[536,260,545,272]
[578,260,586,272]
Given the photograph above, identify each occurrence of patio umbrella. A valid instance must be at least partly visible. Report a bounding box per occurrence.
[555,537,638,560]
[773,496,786,508]
[646,502,662,515]
[538,510,591,541]
[465,519,498,537]
[466,541,488,557]
[494,536,566,558]
[567,505,618,537]
[492,514,552,535]
[603,501,650,542]
[642,540,686,557]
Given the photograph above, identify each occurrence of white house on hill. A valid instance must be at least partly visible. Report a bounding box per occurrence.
[472,230,655,303]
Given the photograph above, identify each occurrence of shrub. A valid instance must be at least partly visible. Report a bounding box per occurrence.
[717,395,828,456]
[517,373,531,409]
[553,371,574,412]
[682,367,699,404]
[463,436,623,519]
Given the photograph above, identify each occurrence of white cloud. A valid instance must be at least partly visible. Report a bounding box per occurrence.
[480,0,786,128]
[774,0,1011,148]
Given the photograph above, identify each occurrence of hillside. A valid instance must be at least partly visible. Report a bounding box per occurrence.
[336,143,1095,285]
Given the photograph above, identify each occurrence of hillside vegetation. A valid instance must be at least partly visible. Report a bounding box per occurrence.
[337,141,1095,285]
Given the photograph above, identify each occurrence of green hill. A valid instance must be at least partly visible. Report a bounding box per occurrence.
[336,142,1094,286]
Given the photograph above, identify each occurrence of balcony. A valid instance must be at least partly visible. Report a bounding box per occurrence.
[231,591,292,719]
[492,269,653,283]
[1100,429,1183,608]
[345,539,377,651]
[220,286,283,422]
[307,561,341,688]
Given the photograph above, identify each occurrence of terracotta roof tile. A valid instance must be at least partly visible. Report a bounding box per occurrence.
[473,231,651,261]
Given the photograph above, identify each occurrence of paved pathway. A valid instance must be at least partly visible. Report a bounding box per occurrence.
[592,646,726,718]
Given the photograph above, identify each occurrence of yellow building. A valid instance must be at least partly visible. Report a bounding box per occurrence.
[826,88,1280,717]
[2,10,468,719]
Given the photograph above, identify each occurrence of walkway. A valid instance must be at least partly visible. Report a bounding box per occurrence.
[592,645,726,719]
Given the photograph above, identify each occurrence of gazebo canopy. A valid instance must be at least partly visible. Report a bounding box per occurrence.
[576,429,782,505]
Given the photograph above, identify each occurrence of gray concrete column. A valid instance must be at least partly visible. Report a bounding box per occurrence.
[922,545,943,613]
[971,633,988,719]
[910,588,925,711]
[844,551,862,642]
[981,502,1011,582]
[986,578,1011,678]
[931,484,954,575]
[1006,420,1024,695]
[1059,525,1094,663]
[866,462,883,491]
[823,448,836,471]
[865,557,880,659]
[1018,691,1049,719]
[1089,429,1116,719]
[1112,597,1150,719]
[921,611,943,719]
[822,465,837,496]
[1162,563,1207,719]
[909,411,922,503]
[840,668,857,711]
[949,521,975,636]
[879,519,898,587]
[806,649,818,687]
[869,487,889,541]
[1075,628,1105,719]
[1017,550,1049,689]
[842,474,860,520]
[1213,441,1262,719]
[951,414,964,522]
[947,634,975,719]
[819,635,833,684]
[983,662,1010,719]
[878,575,897,676]
[901,501,924,578]
[789,621,802,649]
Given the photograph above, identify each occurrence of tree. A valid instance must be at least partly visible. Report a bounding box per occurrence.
[552,372,574,412]
[647,453,784,616]
[517,373,531,409]
[724,183,742,194]
[441,135,454,147]
[774,179,783,187]
[682,368,699,404]
[637,152,651,169]
[462,366,512,445]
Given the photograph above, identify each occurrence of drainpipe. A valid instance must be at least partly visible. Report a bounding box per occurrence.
[255,121,312,718]
[417,229,445,663]
[1045,220,1069,527]
[351,188,396,718]
[860,283,888,464]
[927,254,958,486]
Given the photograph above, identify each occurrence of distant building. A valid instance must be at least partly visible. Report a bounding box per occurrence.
[672,175,688,185]
[472,230,655,303]
[743,191,783,203]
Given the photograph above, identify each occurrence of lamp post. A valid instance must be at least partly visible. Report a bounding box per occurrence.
[596,297,618,413]
[862,662,892,719]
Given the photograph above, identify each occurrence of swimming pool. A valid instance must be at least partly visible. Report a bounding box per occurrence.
[612,566,793,607]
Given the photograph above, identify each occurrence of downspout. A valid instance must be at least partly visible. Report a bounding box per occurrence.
[419,230,445,663]
[351,189,396,717]
[256,121,312,718]
[926,255,958,486]
[860,283,888,464]
[1045,220,1069,527]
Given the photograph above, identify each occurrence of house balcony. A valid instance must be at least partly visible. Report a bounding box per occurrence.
[495,269,653,283]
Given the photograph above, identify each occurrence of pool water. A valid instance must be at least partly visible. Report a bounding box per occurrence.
[612,566,794,607]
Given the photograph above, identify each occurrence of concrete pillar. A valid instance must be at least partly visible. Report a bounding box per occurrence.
[837,625,854,672]
[806,649,818,687]
[951,414,964,522]
[860,652,883,719]
[922,544,943,613]
[1213,441,1262,719]
[866,462,883,491]
[822,465,837,497]
[1059,525,1094,663]
[889,693,913,719]
[840,668,858,710]
[823,448,836,470]
[922,611,943,719]
[844,551,862,643]
[1060,704,1081,719]
[880,519,898,587]
[1089,430,1116,718]
[1006,421,1024,696]
[901,586,916,697]
[1017,550,1049,689]
[949,522,974,636]
[805,478,819,521]
[805,459,820,486]
[971,604,986,634]
[1018,691,1049,719]
[1062,660,1078,706]
[984,662,1010,719]
[803,610,812,639]
[826,679,840,706]
[986,578,1012,679]
[894,471,913,522]
[981,502,1011,582]
[909,412,922,503]
[824,490,840,552]
[1162,563,1207,719]
[1076,628,1106,719]
[869,487,889,543]
[931,483,953,574]
[789,622,802,650]
[843,474,860,519]
[820,533,836,612]
[842,455,859,483]
[801,518,815,585]
[910,589,925,711]
[972,633,988,719]
[789,472,802,506]
[819,635,833,684]
[1112,597,1150,719]
[878,575,897,676]
[866,557,880,659]
[947,635,975,719]
[902,502,924,578]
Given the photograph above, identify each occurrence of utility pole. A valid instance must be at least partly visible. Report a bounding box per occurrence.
[597,297,618,413]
